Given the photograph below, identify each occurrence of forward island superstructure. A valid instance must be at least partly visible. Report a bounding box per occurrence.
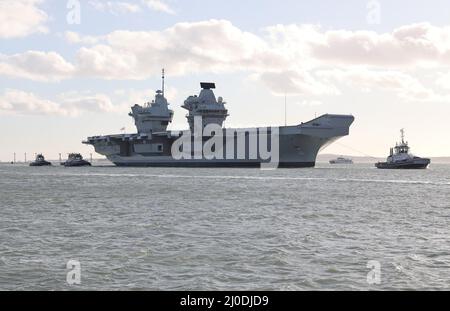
[84,72,354,167]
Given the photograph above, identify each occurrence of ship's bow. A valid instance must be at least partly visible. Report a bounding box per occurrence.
[278,114,355,167]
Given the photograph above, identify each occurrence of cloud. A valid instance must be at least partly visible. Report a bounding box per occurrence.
[435,72,450,90]
[58,93,121,114]
[64,31,101,45]
[0,0,48,38]
[255,70,339,96]
[0,89,116,116]
[0,51,75,82]
[72,19,284,80]
[0,89,71,116]
[4,20,450,99]
[142,0,175,15]
[317,68,436,101]
[3,19,288,87]
[88,0,175,15]
[0,88,173,116]
[89,1,141,15]
[267,22,450,68]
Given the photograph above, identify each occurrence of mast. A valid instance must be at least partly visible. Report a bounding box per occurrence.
[162,68,165,97]
[400,128,405,144]
[284,93,287,126]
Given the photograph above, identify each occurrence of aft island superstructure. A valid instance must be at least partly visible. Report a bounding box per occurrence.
[84,72,354,167]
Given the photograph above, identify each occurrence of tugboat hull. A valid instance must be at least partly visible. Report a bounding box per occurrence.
[30,161,52,167]
[63,161,91,167]
[375,158,430,169]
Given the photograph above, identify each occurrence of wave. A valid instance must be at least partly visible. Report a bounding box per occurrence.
[26,172,450,186]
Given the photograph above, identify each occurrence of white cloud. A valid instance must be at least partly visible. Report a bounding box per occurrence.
[57,93,121,114]
[88,0,175,15]
[3,20,282,82]
[142,0,175,15]
[0,89,71,116]
[0,51,75,82]
[0,0,48,38]
[44,22,450,78]
[89,1,141,15]
[69,19,284,80]
[267,22,450,68]
[317,68,436,101]
[5,21,450,100]
[255,70,340,96]
[435,72,450,90]
[0,88,175,116]
[64,31,101,45]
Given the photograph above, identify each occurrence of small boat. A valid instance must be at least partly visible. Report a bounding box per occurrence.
[29,154,52,166]
[375,129,430,169]
[62,153,91,167]
[329,156,353,164]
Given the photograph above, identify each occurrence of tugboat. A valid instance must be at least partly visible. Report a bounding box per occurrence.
[62,153,91,167]
[375,129,430,169]
[29,154,52,166]
[330,156,353,164]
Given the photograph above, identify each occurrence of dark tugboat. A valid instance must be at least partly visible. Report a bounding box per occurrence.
[375,129,430,169]
[29,154,52,166]
[62,153,91,167]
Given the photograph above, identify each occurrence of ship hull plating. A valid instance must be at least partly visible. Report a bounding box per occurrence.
[112,160,315,168]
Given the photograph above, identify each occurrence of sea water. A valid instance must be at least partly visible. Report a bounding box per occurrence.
[0,163,449,290]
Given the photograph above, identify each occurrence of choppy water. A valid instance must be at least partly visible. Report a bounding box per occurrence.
[1,162,449,290]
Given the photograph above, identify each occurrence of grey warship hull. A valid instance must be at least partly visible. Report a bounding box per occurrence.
[84,114,354,168]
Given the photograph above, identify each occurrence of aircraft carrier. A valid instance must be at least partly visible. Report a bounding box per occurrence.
[83,72,354,168]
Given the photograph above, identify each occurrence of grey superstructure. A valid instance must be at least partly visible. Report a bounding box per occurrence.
[84,73,354,168]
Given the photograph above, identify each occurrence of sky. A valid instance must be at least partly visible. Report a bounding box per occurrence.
[1,0,450,161]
